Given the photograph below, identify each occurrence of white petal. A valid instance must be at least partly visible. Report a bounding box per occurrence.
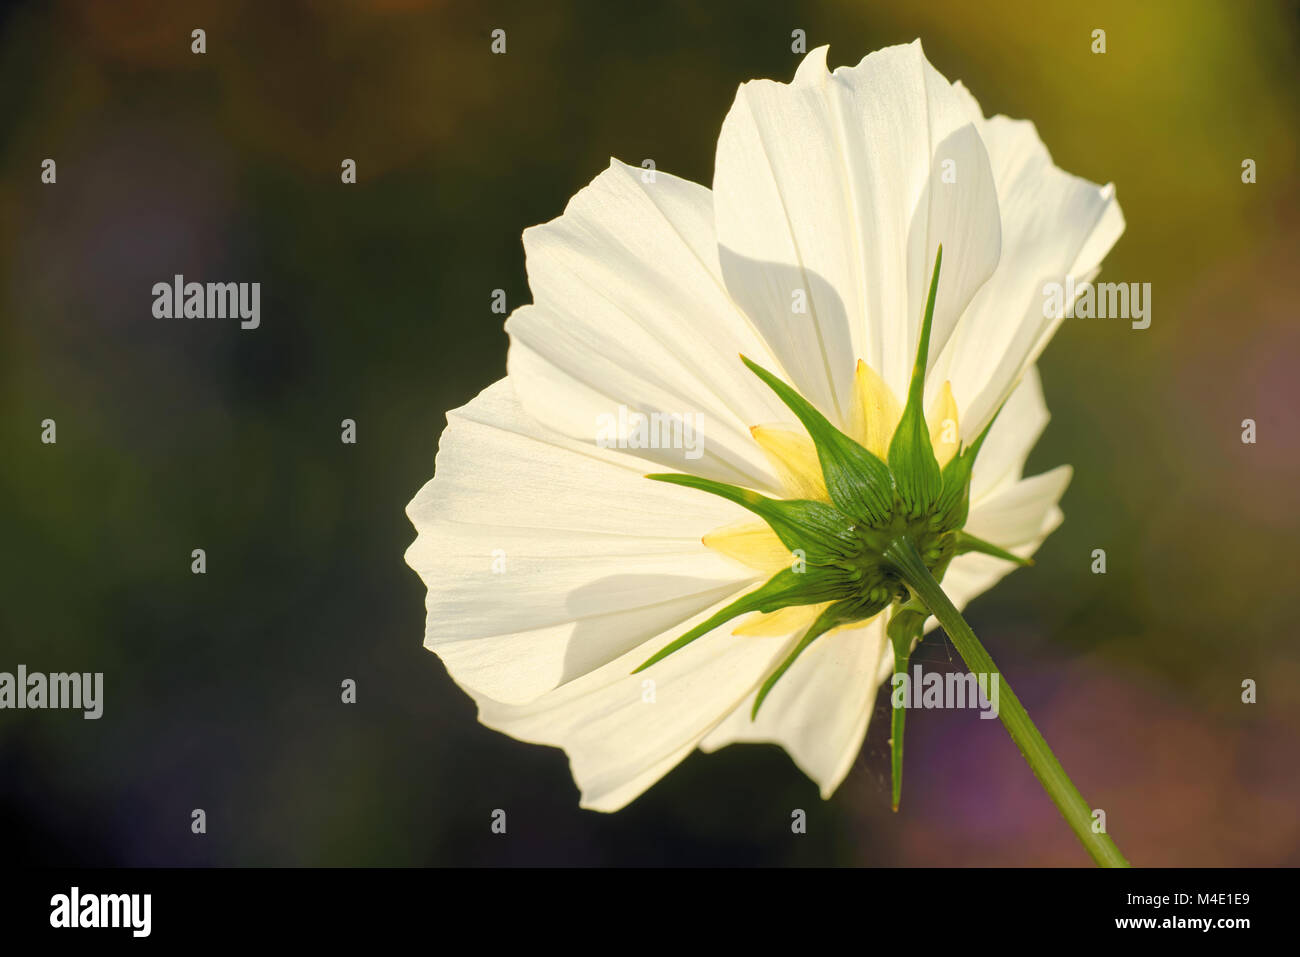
[964,465,1072,548]
[405,380,759,705]
[471,594,795,812]
[711,42,1002,416]
[935,113,1125,437]
[506,160,794,490]
[969,364,1050,502]
[700,615,891,798]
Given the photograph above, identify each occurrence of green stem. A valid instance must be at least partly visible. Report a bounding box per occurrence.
[885,537,1129,867]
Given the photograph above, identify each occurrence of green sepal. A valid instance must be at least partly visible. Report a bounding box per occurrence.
[954,530,1033,567]
[932,396,1005,530]
[646,472,858,564]
[932,447,975,531]
[751,594,887,719]
[885,603,927,812]
[888,246,944,517]
[632,565,851,674]
[739,356,895,526]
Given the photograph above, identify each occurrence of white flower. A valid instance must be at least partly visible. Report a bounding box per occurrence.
[405,41,1124,812]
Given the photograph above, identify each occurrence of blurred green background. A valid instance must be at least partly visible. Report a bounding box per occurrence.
[1,0,1297,865]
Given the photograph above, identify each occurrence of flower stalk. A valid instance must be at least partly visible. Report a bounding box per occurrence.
[883,535,1130,867]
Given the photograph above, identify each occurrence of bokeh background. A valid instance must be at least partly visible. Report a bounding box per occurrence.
[1,0,1297,866]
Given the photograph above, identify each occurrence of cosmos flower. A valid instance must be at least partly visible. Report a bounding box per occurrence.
[405,41,1124,818]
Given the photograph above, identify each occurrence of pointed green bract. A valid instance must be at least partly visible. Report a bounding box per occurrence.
[632,566,850,674]
[933,397,1005,529]
[888,246,944,517]
[886,605,927,812]
[646,472,857,563]
[933,446,974,529]
[750,596,885,719]
[739,356,895,525]
[954,531,1033,566]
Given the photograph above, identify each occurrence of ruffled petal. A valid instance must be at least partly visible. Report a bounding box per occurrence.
[934,112,1125,437]
[471,593,796,811]
[711,41,1002,417]
[969,364,1051,503]
[405,380,760,705]
[700,614,890,798]
[506,160,795,490]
